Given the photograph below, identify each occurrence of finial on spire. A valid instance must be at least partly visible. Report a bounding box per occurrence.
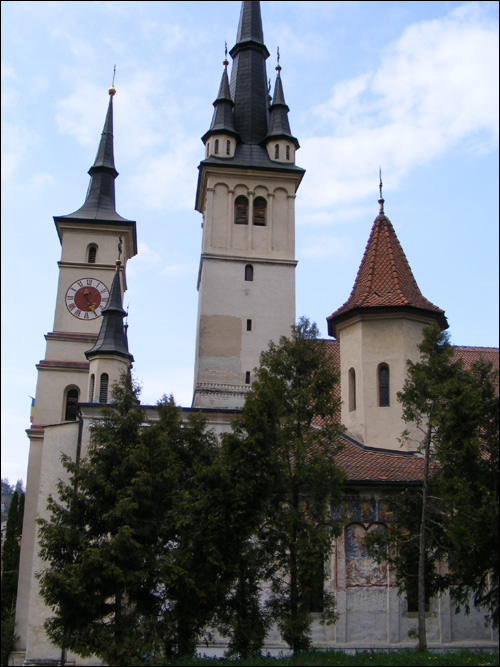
[109,65,116,96]
[378,167,385,214]
[276,46,282,74]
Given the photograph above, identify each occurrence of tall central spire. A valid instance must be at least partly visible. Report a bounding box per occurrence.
[229,0,270,144]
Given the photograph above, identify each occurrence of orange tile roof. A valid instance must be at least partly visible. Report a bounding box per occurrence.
[452,346,499,374]
[317,341,498,483]
[335,436,426,484]
[327,214,447,337]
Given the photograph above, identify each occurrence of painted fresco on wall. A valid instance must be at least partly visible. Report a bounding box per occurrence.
[345,523,388,586]
[331,498,393,523]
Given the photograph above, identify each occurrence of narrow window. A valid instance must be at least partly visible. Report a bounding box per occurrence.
[253,197,267,226]
[245,371,251,385]
[348,368,356,411]
[378,364,390,407]
[235,196,249,224]
[214,139,219,155]
[206,142,210,157]
[64,388,79,421]
[247,319,252,332]
[99,373,109,404]
[245,264,254,282]
[87,245,97,264]
[226,140,231,155]
[275,144,280,159]
[89,374,95,402]
[286,145,290,160]
[304,554,324,613]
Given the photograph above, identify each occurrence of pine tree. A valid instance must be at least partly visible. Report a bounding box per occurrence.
[37,374,172,665]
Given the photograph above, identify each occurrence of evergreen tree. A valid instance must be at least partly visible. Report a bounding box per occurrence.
[1,490,21,618]
[37,374,173,666]
[225,317,345,653]
[1,488,24,666]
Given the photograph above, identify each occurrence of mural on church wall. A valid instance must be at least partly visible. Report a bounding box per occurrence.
[330,498,394,523]
[345,523,388,586]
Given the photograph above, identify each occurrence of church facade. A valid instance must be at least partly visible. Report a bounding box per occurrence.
[13,2,498,664]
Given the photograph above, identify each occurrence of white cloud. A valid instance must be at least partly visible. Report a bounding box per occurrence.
[162,263,197,278]
[126,241,162,277]
[300,234,353,260]
[1,122,30,182]
[301,2,499,216]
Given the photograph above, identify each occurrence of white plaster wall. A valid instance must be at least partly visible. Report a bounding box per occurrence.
[338,313,438,450]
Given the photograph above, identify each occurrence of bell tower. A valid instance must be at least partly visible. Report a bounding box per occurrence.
[327,187,447,450]
[193,0,305,409]
[16,86,137,658]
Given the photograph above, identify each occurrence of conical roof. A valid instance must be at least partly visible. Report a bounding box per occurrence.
[266,65,299,148]
[327,211,447,337]
[85,262,133,361]
[202,61,239,142]
[59,88,131,222]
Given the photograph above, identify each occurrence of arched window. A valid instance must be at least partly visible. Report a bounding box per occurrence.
[235,195,249,224]
[348,368,356,411]
[87,245,97,264]
[286,145,290,161]
[253,197,267,226]
[275,144,280,159]
[206,142,210,157]
[99,373,109,404]
[378,364,390,407]
[226,140,231,156]
[64,388,79,421]
[245,264,254,282]
[89,374,95,402]
[214,139,219,155]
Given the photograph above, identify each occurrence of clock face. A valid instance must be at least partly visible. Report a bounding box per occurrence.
[65,278,110,320]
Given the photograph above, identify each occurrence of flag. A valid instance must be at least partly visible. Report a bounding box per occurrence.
[29,396,35,424]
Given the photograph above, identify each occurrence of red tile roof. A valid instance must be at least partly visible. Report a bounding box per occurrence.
[317,341,498,483]
[327,214,447,337]
[452,346,499,374]
[335,437,426,484]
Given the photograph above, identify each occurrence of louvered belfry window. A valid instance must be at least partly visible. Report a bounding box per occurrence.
[253,197,267,226]
[99,373,109,404]
[235,196,249,224]
[88,245,97,263]
[64,388,79,421]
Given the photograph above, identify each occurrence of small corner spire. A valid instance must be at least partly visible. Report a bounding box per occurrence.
[378,167,385,214]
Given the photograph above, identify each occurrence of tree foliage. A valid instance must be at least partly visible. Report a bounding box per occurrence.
[367,325,499,649]
[222,317,345,653]
[1,488,24,666]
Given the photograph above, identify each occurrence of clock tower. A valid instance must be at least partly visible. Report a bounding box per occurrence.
[16,86,137,656]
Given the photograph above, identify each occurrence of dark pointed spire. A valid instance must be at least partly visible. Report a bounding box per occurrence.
[266,57,299,148]
[202,56,239,143]
[61,87,130,222]
[229,1,270,144]
[85,260,134,362]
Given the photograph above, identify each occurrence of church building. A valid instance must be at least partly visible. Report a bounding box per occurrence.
[13,2,498,664]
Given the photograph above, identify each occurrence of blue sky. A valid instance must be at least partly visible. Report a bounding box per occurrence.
[2,0,499,486]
